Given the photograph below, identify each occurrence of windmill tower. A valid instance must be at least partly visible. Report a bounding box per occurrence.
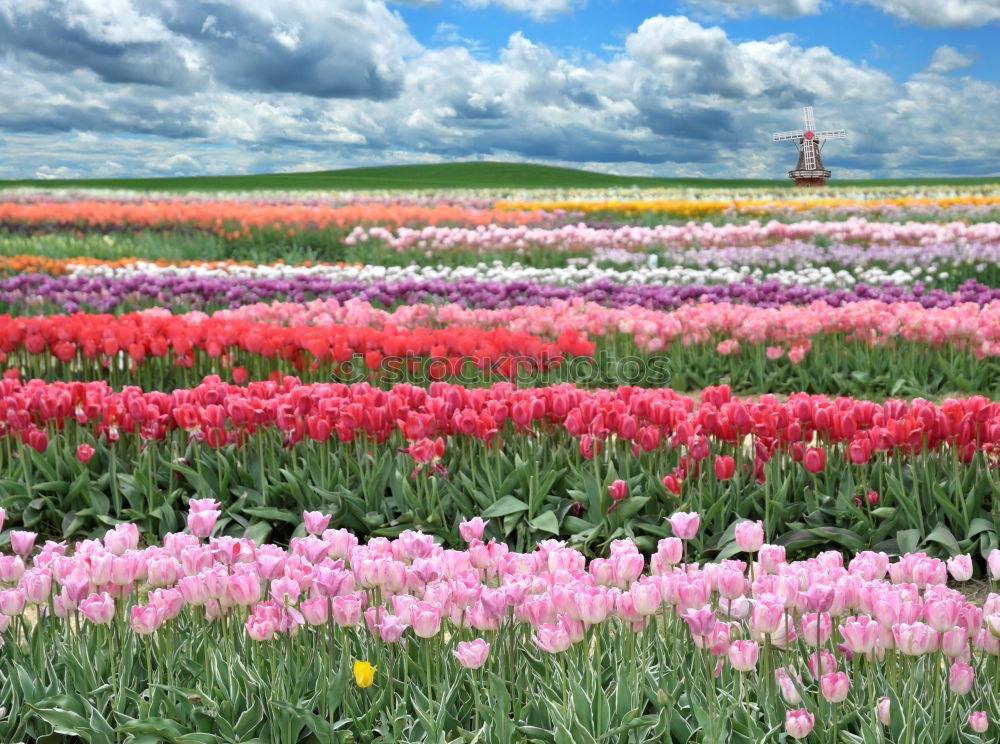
[772,107,846,186]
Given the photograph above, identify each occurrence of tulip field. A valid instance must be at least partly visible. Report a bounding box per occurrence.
[3,182,1000,742]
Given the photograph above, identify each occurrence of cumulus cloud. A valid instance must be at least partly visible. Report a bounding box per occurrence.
[0,6,997,178]
[927,45,976,72]
[857,0,1000,27]
[684,0,823,18]
[0,0,419,98]
[457,0,584,22]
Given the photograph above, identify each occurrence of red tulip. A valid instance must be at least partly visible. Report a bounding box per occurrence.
[662,475,682,496]
[714,455,735,480]
[804,447,826,474]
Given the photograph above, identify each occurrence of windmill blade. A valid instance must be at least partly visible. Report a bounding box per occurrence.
[772,130,804,142]
[813,129,847,139]
[802,139,817,170]
[803,106,815,133]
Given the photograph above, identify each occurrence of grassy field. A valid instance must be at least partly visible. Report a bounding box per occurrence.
[1,161,997,192]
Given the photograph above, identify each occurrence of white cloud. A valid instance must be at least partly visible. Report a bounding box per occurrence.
[927,45,976,72]
[858,0,1000,27]
[458,0,583,22]
[0,8,997,179]
[684,0,823,18]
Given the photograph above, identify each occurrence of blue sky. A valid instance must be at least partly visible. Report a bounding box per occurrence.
[401,1,996,82]
[0,0,997,180]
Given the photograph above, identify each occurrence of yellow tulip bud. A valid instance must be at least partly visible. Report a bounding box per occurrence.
[353,660,376,689]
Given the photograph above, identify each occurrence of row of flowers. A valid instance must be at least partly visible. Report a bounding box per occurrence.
[0,199,548,240]
[5,377,1000,551]
[1,503,1000,741]
[6,301,1000,397]
[344,218,1000,255]
[0,310,593,372]
[209,297,1000,357]
[8,272,1000,317]
[499,193,1000,218]
[54,241,1000,282]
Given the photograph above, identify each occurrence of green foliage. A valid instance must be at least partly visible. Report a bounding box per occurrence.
[2,427,999,567]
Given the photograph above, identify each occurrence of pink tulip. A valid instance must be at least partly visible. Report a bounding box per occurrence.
[21,569,52,604]
[988,550,1000,581]
[79,592,115,625]
[808,649,838,678]
[332,594,363,626]
[839,615,881,656]
[246,614,277,642]
[560,613,586,644]
[682,605,717,638]
[0,507,5,533]
[629,580,661,616]
[149,588,184,620]
[941,627,968,657]
[758,544,786,574]
[0,555,24,583]
[130,604,165,635]
[110,555,139,587]
[89,553,113,585]
[270,576,300,605]
[734,521,764,553]
[612,552,645,587]
[103,523,139,555]
[574,586,611,625]
[453,638,490,669]
[459,517,489,543]
[925,598,961,632]
[376,613,408,643]
[893,622,936,656]
[949,663,975,695]
[300,596,329,625]
[9,530,37,556]
[728,640,759,672]
[785,709,815,740]
[189,498,221,513]
[800,612,833,647]
[302,510,332,536]
[947,555,974,582]
[775,668,803,705]
[0,588,27,616]
[534,623,571,654]
[877,697,891,725]
[62,570,91,604]
[227,572,261,606]
[716,568,746,600]
[653,538,683,570]
[666,512,700,540]
[820,672,850,703]
[969,712,989,733]
[187,509,220,539]
[749,599,785,636]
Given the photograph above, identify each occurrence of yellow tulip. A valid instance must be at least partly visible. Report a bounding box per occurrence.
[353,660,376,688]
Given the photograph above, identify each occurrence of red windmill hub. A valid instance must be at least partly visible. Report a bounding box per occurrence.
[771,107,846,186]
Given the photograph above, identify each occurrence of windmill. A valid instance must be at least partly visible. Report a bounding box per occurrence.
[772,106,846,186]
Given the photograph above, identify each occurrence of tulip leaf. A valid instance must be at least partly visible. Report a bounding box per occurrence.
[924,524,960,556]
[611,496,650,524]
[967,517,994,538]
[806,526,865,553]
[242,506,300,524]
[481,495,529,518]
[529,511,560,535]
[896,529,921,555]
